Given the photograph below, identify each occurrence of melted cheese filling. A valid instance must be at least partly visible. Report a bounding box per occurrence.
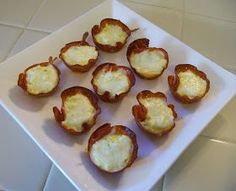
[26,64,58,94]
[62,94,96,132]
[63,46,98,66]
[93,69,130,97]
[130,50,167,77]
[177,70,207,98]
[95,24,127,46]
[140,97,174,133]
[90,134,133,172]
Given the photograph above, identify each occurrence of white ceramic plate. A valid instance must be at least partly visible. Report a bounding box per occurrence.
[0,0,236,190]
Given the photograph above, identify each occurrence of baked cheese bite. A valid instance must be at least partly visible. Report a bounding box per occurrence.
[88,123,138,173]
[92,18,138,52]
[17,57,60,96]
[132,91,177,136]
[168,64,210,103]
[53,86,101,134]
[91,63,135,102]
[127,38,169,79]
[59,32,98,72]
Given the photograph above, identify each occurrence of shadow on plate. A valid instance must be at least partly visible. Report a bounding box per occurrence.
[42,118,88,146]
[8,86,48,112]
[127,119,169,158]
[80,151,123,189]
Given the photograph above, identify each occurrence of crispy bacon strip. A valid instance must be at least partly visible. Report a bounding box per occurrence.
[168,64,210,103]
[127,38,169,79]
[92,18,138,53]
[17,56,60,96]
[91,63,135,102]
[59,32,99,72]
[88,123,138,173]
[53,86,101,134]
[132,90,177,136]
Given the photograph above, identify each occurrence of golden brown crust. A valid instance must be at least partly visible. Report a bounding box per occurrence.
[17,57,60,96]
[126,38,149,59]
[127,38,169,80]
[132,90,177,136]
[88,123,138,173]
[168,64,210,104]
[59,32,99,72]
[91,63,135,102]
[91,18,137,53]
[53,86,101,134]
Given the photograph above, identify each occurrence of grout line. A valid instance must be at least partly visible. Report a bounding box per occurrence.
[180,0,185,40]
[184,11,236,24]
[5,29,25,59]
[26,26,52,33]
[160,175,165,191]
[200,134,236,145]
[124,0,183,12]
[0,22,25,30]
[0,22,50,34]
[5,0,48,59]
[42,163,53,191]
[23,0,45,28]
[125,0,236,24]
[25,0,48,29]
[2,28,24,60]
[25,27,50,34]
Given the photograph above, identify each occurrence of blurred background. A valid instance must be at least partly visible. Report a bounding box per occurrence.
[0,0,236,190]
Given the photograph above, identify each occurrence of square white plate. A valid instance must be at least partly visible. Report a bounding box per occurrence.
[0,0,236,190]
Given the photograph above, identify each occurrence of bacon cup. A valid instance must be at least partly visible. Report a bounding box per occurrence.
[132,91,177,136]
[59,32,99,72]
[91,18,138,53]
[53,86,101,134]
[127,38,169,79]
[88,123,138,173]
[168,64,210,104]
[91,63,135,102]
[17,57,60,96]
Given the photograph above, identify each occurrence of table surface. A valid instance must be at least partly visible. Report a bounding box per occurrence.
[0,0,236,191]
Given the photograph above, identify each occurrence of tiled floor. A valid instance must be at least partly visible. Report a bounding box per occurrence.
[0,106,51,191]
[0,0,236,190]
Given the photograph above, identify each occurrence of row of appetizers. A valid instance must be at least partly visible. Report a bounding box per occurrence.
[53,86,177,173]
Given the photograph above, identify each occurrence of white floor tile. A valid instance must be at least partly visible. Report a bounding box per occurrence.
[43,165,163,191]
[28,0,103,32]
[0,25,22,62]
[182,14,236,70]
[0,105,52,191]
[0,0,43,27]
[163,136,236,191]
[201,96,236,143]
[123,0,184,10]
[9,29,49,57]
[185,0,236,22]
[122,2,183,38]
[43,165,77,191]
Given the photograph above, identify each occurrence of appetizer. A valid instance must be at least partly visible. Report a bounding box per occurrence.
[88,123,138,173]
[91,63,135,102]
[53,86,101,134]
[127,38,169,79]
[132,91,177,136]
[17,57,60,96]
[91,18,138,52]
[168,64,210,103]
[59,32,99,72]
